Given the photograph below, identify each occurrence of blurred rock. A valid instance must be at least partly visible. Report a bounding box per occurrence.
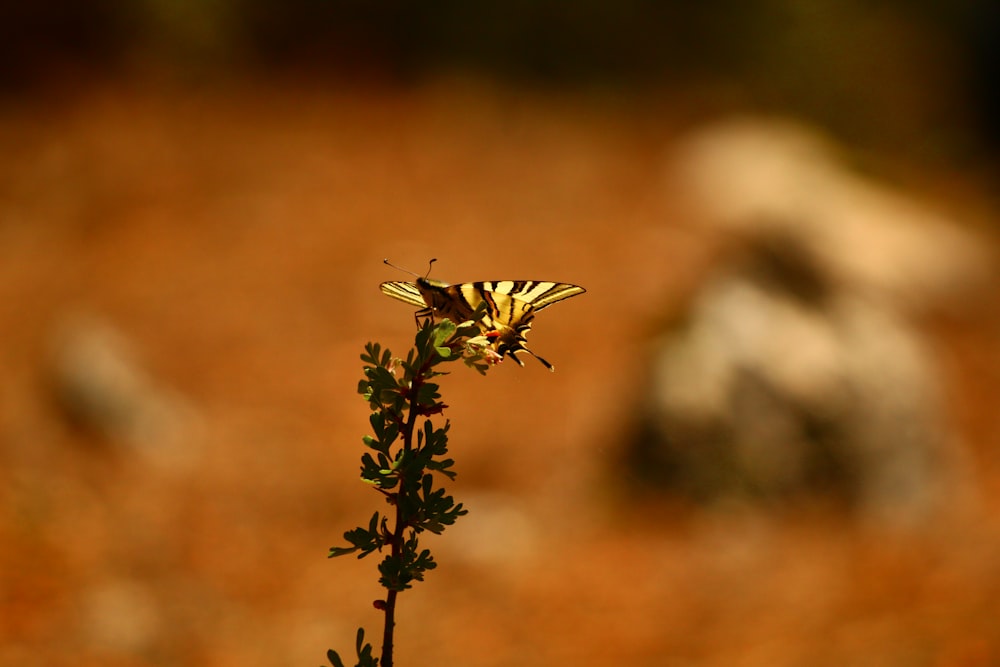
[627,120,986,522]
[628,235,951,520]
[671,118,992,308]
[48,313,199,460]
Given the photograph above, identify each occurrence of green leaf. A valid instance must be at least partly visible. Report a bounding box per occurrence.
[326,648,345,667]
[357,379,372,397]
[328,627,378,667]
[355,628,377,667]
[432,320,457,346]
[360,342,382,366]
[329,516,385,559]
[328,545,359,558]
[415,382,440,406]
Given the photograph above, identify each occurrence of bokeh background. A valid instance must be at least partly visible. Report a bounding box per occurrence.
[2,2,999,666]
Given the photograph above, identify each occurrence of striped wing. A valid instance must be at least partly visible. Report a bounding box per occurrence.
[380,281,427,308]
[380,277,586,370]
[473,281,586,313]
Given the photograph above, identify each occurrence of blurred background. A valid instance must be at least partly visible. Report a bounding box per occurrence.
[1,1,999,666]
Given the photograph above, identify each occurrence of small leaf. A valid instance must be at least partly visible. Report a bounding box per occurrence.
[432,320,457,346]
[415,382,440,406]
[328,545,359,558]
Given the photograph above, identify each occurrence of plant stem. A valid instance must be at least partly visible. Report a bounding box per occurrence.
[381,589,397,667]
[380,358,427,667]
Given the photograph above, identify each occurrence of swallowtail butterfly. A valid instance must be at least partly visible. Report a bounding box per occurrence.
[380,259,585,371]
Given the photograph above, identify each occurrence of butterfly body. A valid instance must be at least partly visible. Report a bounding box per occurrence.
[380,276,585,370]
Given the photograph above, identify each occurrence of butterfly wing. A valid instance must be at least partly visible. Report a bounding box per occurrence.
[381,278,483,325]
[380,281,428,308]
[380,276,586,370]
[476,281,586,312]
[467,281,586,370]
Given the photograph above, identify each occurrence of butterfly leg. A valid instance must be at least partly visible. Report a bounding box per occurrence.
[413,306,436,329]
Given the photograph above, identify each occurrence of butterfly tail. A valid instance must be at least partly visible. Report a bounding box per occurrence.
[524,349,555,372]
[497,336,555,372]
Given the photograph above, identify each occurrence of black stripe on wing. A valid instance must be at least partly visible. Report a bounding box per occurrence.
[380,281,427,308]
[477,281,586,311]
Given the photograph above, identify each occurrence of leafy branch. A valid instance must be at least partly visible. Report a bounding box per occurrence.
[327,309,495,667]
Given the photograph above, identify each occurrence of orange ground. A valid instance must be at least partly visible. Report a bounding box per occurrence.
[1,78,999,667]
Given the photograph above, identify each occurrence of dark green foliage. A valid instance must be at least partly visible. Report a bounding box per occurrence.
[327,629,376,667]
[327,312,492,667]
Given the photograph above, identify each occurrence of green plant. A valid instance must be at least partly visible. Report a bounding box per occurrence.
[327,311,494,667]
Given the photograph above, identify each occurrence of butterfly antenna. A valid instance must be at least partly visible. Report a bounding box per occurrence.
[383,258,421,279]
[383,258,438,279]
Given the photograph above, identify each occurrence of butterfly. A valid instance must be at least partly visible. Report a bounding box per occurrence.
[380,259,586,370]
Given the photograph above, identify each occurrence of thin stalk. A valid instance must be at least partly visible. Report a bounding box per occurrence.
[380,357,428,667]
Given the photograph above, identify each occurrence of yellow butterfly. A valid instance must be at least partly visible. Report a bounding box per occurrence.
[380,260,586,370]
